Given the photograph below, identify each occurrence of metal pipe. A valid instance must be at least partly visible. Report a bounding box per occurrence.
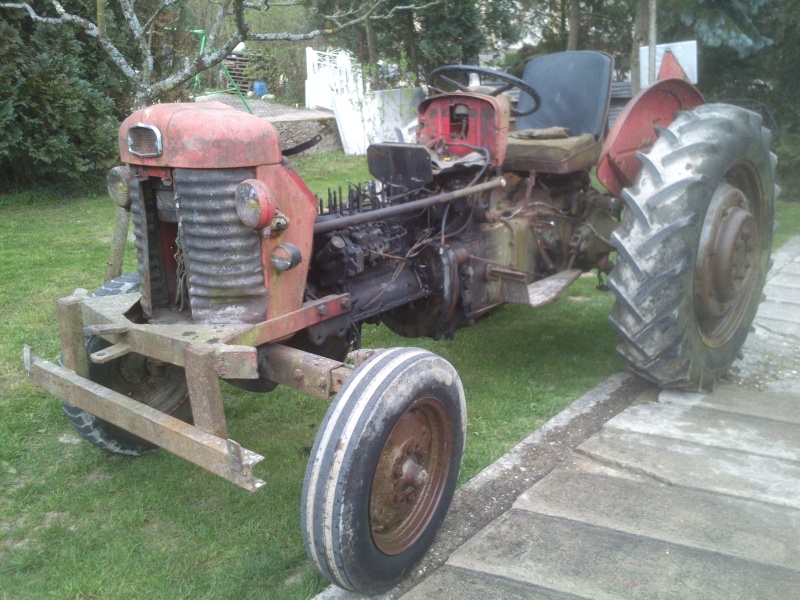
[313,177,507,235]
[648,0,657,86]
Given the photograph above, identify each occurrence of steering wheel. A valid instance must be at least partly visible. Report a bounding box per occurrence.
[427,65,542,117]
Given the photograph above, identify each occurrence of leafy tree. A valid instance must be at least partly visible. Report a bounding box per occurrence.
[0,13,117,190]
[418,1,485,70]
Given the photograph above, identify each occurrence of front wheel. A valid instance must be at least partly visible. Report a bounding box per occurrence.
[62,274,192,455]
[608,103,777,390]
[302,348,466,594]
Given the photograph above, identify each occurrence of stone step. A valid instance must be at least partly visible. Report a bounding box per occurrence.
[765,283,800,305]
[768,272,800,289]
[658,387,800,425]
[752,317,800,339]
[515,469,800,571]
[578,429,800,509]
[757,301,800,324]
[781,260,800,275]
[447,510,800,600]
[402,566,586,600]
[602,399,800,462]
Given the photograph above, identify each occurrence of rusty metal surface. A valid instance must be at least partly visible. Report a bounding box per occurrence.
[57,296,89,378]
[370,396,452,555]
[314,178,507,235]
[597,79,704,197]
[693,183,760,346]
[119,102,281,169]
[258,344,353,399]
[417,93,511,166]
[257,164,321,320]
[24,347,266,492]
[223,294,352,348]
[130,180,156,317]
[183,344,229,439]
[175,168,268,324]
[527,269,582,307]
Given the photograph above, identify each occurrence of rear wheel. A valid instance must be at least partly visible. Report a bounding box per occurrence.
[62,275,192,455]
[608,104,777,390]
[302,348,466,594]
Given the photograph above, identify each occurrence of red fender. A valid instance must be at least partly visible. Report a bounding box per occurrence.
[597,78,704,198]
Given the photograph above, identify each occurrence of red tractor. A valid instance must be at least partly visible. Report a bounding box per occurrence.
[24,51,776,594]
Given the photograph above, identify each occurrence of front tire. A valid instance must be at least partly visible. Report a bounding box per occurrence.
[302,348,466,594]
[62,275,192,455]
[608,103,777,390]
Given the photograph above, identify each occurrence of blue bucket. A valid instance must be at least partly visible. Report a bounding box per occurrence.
[252,82,267,98]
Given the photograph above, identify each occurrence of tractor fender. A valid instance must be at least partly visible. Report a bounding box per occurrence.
[597,79,704,198]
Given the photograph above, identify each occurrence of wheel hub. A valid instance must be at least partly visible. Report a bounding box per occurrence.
[369,398,451,556]
[694,183,760,344]
[110,352,187,414]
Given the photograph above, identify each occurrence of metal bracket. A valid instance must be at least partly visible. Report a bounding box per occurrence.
[24,347,265,492]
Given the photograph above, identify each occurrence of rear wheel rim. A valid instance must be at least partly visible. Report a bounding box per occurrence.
[694,179,762,348]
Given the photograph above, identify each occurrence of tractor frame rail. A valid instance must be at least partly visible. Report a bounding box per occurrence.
[23,291,356,492]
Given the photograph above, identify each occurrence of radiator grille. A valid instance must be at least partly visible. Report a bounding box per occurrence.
[128,125,162,157]
[130,180,167,316]
[174,168,269,324]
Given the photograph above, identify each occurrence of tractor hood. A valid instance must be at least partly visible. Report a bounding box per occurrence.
[118,102,282,169]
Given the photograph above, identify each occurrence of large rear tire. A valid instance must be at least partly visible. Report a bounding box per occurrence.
[608,104,777,390]
[302,348,466,594]
[62,274,192,455]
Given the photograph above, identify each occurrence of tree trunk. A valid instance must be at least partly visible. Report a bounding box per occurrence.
[567,0,580,50]
[365,19,379,90]
[405,11,420,86]
[631,0,649,94]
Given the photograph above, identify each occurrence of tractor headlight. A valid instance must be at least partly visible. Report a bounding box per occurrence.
[271,243,303,271]
[107,166,131,209]
[235,179,276,229]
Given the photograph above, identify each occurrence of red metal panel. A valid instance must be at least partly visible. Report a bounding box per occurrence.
[256,164,320,320]
[119,102,282,168]
[597,79,704,197]
[416,93,510,166]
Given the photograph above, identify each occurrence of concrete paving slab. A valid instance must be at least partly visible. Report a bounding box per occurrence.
[515,470,800,571]
[765,284,800,304]
[447,510,800,600]
[768,272,800,289]
[602,401,800,461]
[578,429,800,509]
[658,387,800,425]
[781,260,800,275]
[756,301,800,324]
[768,237,800,278]
[751,316,800,339]
[402,566,586,600]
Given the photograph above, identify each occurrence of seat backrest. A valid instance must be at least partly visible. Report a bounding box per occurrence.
[516,51,613,139]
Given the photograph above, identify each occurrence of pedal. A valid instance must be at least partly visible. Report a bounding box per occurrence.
[527,269,582,307]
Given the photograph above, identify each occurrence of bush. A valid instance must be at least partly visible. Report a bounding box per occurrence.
[774,132,800,198]
[0,18,118,192]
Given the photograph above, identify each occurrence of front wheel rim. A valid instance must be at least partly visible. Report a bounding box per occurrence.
[369,397,452,556]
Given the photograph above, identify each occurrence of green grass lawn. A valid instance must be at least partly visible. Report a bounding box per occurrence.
[1,155,798,599]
